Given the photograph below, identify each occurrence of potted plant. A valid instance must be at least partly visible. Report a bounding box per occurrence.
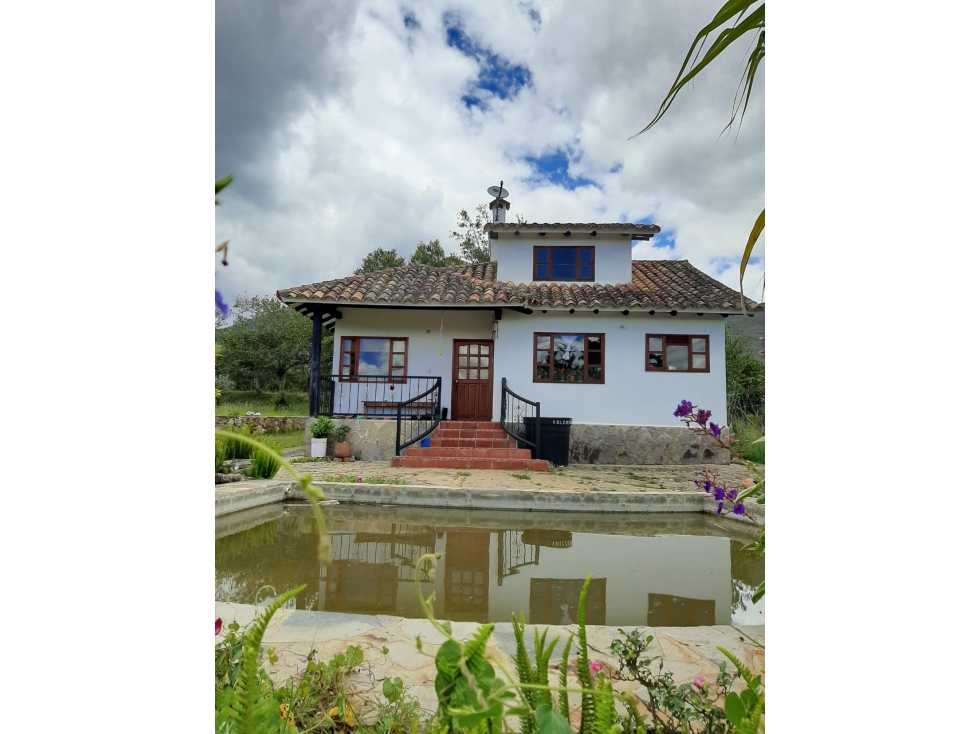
[309,416,335,458]
[332,423,352,461]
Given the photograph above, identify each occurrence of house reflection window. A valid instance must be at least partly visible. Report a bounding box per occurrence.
[647,593,716,626]
[530,578,607,626]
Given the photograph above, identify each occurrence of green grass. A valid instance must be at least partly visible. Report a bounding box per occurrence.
[511,472,531,480]
[215,400,308,417]
[731,419,765,464]
[260,429,305,451]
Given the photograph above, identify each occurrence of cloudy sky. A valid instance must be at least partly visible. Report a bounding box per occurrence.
[215,0,765,305]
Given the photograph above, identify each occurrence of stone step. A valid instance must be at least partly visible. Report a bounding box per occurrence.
[392,456,549,471]
[405,447,532,460]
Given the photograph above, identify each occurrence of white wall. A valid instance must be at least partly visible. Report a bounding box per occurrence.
[333,309,494,414]
[493,311,727,426]
[494,232,633,285]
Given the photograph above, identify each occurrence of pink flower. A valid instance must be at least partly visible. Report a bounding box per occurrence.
[215,618,222,636]
[356,477,363,483]
[589,660,602,674]
[692,676,706,689]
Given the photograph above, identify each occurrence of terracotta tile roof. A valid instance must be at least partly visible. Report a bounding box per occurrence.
[278,260,760,313]
[486,222,662,235]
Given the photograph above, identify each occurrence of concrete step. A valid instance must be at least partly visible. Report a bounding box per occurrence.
[392,456,549,471]
[438,421,500,431]
[429,438,517,449]
[434,429,510,441]
[405,447,532,460]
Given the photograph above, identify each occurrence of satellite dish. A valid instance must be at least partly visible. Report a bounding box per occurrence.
[487,184,509,199]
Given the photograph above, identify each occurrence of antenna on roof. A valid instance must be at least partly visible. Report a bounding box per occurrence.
[487,181,510,223]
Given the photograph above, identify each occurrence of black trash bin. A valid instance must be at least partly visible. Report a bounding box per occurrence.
[523,417,572,466]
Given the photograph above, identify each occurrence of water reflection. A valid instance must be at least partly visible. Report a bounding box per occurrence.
[215,504,764,628]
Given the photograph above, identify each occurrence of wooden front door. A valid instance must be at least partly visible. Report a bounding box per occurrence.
[451,340,493,421]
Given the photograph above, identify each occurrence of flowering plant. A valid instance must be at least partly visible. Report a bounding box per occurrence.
[675,400,765,602]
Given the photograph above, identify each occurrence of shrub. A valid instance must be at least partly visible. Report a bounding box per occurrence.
[333,423,351,443]
[245,439,281,479]
[310,416,335,439]
[215,435,228,472]
[726,328,765,425]
[220,425,252,461]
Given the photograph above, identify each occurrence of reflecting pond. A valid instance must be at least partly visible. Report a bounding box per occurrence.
[216,503,764,628]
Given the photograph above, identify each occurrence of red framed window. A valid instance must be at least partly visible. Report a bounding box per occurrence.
[534,333,605,383]
[646,334,710,372]
[533,246,595,281]
[339,337,408,381]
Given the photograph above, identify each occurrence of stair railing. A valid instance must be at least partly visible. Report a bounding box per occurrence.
[500,377,540,459]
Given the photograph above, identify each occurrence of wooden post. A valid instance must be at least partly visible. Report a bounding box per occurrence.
[309,310,322,417]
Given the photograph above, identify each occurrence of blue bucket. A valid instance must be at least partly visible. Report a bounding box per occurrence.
[420,437,431,448]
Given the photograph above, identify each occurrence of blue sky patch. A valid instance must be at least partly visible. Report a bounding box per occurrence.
[524,148,598,190]
[444,13,532,109]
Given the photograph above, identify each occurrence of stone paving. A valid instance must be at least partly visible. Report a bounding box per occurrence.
[271,459,757,494]
[216,601,764,728]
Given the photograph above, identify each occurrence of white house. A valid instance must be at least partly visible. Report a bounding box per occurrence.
[277,213,761,468]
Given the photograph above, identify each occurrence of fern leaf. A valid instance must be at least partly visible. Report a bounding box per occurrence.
[593,678,615,733]
[230,586,303,734]
[575,576,595,734]
[559,634,573,721]
[512,613,537,733]
[718,646,753,682]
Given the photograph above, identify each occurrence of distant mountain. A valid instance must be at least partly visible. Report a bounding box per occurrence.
[726,306,765,361]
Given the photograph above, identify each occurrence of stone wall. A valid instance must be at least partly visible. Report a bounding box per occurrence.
[302,418,398,461]
[569,424,730,465]
[215,415,307,434]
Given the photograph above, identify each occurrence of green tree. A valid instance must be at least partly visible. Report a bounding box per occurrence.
[725,326,765,425]
[216,294,332,392]
[409,238,464,267]
[450,204,526,263]
[355,247,405,274]
[634,0,765,300]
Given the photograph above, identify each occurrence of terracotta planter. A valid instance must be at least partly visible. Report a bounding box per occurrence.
[333,442,352,460]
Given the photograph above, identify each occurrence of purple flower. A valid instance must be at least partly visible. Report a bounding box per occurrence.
[733,503,745,515]
[215,618,222,636]
[215,289,229,316]
[709,422,721,438]
[702,479,712,494]
[726,489,738,501]
[716,502,724,515]
[694,409,711,427]
[673,400,694,418]
[713,487,725,502]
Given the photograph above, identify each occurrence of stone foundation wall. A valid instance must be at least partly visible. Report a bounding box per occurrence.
[215,415,307,434]
[569,424,730,465]
[302,418,398,461]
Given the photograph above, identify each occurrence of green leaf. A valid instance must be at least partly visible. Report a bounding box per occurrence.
[739,208,765,309]
[535,703,575,734]
[725,692,746,724]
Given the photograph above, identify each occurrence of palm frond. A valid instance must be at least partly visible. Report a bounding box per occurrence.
[632,1,765,138]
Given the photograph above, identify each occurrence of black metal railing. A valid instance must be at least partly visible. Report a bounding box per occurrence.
[395,378,442,456]
[500,377,540,458]
[319,375,441,419]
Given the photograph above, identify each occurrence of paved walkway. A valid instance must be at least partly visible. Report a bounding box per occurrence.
[273,459,757,494]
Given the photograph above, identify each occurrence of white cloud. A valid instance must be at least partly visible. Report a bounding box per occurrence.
[216,0,764,301]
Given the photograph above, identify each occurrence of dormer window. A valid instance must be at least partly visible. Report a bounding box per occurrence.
[534,246,595,282]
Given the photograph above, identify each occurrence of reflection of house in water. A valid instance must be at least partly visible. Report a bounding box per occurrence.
[647,593,715,627]
[443,531,492,622]
[315,524,437,614]
[530,578,607,626]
